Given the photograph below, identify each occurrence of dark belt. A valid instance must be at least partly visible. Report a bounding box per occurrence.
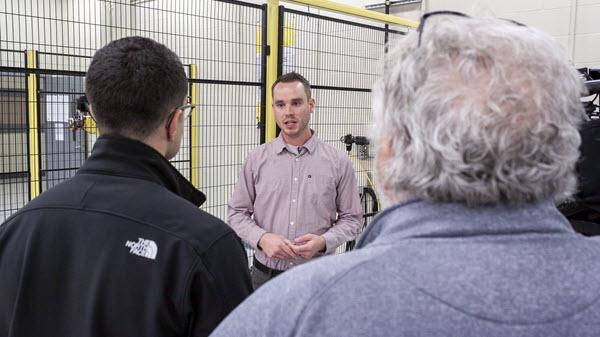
[253,256,285,277]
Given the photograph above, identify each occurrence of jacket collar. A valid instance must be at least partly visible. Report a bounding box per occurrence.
[357,199,574,249]
[77,135,206,207]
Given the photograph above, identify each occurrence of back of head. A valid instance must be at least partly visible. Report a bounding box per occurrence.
[85,36,188,139]
[373,15,587,206]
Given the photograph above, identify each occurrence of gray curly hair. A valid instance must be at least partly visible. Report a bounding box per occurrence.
[373,15,587,206]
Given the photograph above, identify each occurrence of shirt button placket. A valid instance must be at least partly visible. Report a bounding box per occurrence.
[290,155,300,239]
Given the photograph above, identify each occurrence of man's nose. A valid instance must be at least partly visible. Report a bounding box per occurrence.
[283,106,294,115]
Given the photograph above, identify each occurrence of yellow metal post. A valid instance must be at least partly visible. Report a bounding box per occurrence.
[265,0,280,142]
[26,50,40,199]
[190,64,200,188]
[284,0,419,28]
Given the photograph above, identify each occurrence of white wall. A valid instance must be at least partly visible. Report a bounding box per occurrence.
[0,0,114,69]
[356,0,600,68]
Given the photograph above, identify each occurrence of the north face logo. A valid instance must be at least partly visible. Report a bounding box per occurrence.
[125,238,158,260]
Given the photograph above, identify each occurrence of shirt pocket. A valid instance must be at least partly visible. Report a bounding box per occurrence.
[309,174,337,213]
[255,178,282,198]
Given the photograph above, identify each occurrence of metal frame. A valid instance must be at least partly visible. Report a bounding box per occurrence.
[265,0,281,142]
[260,3,269,144]
[283,0,418,27]
[190,63,200,188]
[26,50,41,199]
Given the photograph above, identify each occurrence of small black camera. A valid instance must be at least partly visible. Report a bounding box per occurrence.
[340,134,371,159]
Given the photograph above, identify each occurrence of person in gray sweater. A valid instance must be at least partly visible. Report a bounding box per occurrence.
[211,12,600,337]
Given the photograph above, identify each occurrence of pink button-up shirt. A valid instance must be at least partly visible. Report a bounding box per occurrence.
[227,134,363,271]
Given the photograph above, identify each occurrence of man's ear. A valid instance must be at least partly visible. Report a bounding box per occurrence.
[376,138,393,190]
[309,98,315,113]
[88,105,96,121]
[378,138,393,162]
[166,109,182,141]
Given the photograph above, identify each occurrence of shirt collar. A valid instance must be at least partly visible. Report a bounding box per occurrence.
[303,132,318,153]
[356,199,574,249]
[273,135,287,154]
[273,130,318,154]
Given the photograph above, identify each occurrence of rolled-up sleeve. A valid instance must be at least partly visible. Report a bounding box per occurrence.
[321,156,363,254]
[227,156,267,250]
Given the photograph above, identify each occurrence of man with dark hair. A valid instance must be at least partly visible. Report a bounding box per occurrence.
[0,36,251,337]
[227,71,363,289]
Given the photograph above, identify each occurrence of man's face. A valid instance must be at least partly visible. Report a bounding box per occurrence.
[272,81,314,143]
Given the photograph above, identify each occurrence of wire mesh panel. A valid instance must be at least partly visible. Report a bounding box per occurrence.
[0,50,28,222]
[133,0,267,222]
[1,0,128,222]
[0,0,266,228]
[0,0,113,57]
[195,83,263,220]
[279,8,405,247]
[35,51,89,192]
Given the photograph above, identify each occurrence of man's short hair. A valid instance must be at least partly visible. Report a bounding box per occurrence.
[373,15,587,205]
[85,36,188,138]
[272,72,312,100]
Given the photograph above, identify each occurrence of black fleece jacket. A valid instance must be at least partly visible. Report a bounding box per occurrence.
[0,135,252,337]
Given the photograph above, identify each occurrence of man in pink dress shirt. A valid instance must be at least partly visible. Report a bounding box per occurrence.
[228,72,363,289]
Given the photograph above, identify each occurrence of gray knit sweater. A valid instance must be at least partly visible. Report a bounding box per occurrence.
[211,200,600,337]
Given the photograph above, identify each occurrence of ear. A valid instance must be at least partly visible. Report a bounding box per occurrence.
[166,109,183,141]
[88,105,97,121]
[376,138,393,189]
[309,98,315,113]
[378,138,393,162]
